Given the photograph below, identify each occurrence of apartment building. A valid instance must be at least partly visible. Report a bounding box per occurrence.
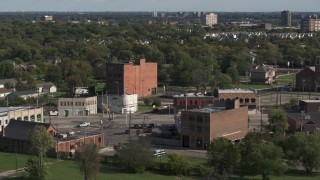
[201,13,218,26]
[281,10,292,27]
[301,14,320,32]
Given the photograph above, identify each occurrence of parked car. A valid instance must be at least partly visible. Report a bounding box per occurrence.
[153,149,166,157]
[78,121,90,127]
[67,131,75,136]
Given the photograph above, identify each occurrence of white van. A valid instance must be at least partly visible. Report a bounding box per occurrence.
[153,149,166,157]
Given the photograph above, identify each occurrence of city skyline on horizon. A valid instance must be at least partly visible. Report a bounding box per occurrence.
[0,0,320,12]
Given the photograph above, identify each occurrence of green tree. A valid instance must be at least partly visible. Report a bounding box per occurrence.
[167,153,190,176]
[268,108,288,134]
[27,125,55,180]
[285,131,320,174]
[75,143,101,180]
[4,81,14,89]
[25,157,49,180]
[240,132,287,180]
[289,98,298,108]
[116,140,153,173]
[207,137,240,178]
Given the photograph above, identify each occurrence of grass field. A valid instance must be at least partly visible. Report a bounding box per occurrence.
[137,105,153,112]
[4,151,320,180]
[276,73,295,85]
[0,152,55,173]
[10,159,190,180]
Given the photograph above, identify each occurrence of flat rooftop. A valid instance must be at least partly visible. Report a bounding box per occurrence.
[218,89,256,94]
[183,107,226,113]
[173,94,215,98]
[0,106,32,113]
[56,131,101,142]
[301,100,320,103]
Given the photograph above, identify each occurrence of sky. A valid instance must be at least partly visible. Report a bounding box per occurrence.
[1,0,320,12]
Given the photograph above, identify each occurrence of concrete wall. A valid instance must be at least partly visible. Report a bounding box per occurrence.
[58,96,97,117]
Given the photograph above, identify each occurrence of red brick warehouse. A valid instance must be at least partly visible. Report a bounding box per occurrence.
[106,59,157,97]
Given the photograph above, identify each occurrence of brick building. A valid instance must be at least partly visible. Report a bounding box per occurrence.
[299,100,320,113]
[287,112,320,133]
[172,94,218,111]
[106,59,157,97]
[296,57,320,92]
[217,89,257,108]
[180,106,248,149]
[0,121,102,156]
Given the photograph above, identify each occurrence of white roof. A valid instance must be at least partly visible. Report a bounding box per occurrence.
[301,100,320,103]
[218,89,256,94]
[0,106,31,113]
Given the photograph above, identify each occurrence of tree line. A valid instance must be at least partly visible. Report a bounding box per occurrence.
[0,20,320,91]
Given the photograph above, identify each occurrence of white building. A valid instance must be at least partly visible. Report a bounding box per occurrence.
[0,106,43,131]
[105,94,138,114]
[58,96,97,117]
[201,13,218,26]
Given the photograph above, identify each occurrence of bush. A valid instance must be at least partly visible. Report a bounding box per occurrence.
[143,98,151,105]
[152,99,161,107]
[57,152,69,159]
[167,153,190,176]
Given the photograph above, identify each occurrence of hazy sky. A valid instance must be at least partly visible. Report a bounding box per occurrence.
[1,0,320,12]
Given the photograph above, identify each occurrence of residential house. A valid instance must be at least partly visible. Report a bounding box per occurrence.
[0,88,13,98]
[0,120,102,156]
[250,65,275,84]
[0,78,18,88]
[7,90,39,100]
[37,82,57,93]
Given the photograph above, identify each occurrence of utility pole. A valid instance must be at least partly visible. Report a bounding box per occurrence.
[276,87,279,108]
[260,106,263,132]
[129,110,131,141]
[102,91,104,117]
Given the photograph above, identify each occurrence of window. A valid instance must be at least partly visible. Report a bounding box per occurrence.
[245,98,249,103]
[204,115,210,123]
[182,114,188,121]
[60,102,63,106]
[5,120,8,124]
[251,98,256,103]
[195,100,198,105]
[197,126,203,133]
[189,125,195,132]
[189,100,193,105]
[197,115,203,123]
[188,115,195,121]
[240,99,244,103]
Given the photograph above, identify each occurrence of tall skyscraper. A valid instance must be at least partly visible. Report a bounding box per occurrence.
[201,13,218,27]
[281,10,292,27]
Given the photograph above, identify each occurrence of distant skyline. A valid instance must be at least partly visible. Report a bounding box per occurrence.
[1,0,320,12]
